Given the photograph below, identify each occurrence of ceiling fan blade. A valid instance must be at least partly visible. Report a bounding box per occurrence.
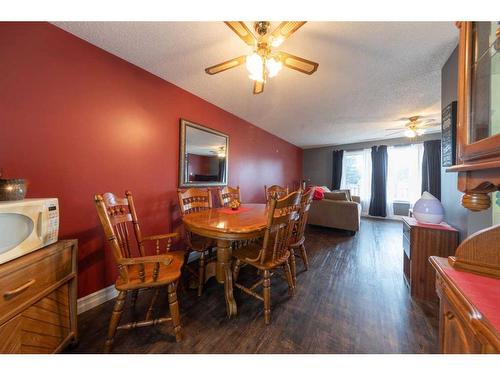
[224,22,257,46]
[269,21,307,46]
[277,51,318,75]
[253,80,264,94]
[205,56,246,75]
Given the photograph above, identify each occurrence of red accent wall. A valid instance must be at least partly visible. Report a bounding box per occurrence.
[0,22,303,298]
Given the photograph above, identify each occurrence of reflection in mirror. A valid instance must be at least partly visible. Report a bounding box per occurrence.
[179,119,228,187]
[470,21,500,142]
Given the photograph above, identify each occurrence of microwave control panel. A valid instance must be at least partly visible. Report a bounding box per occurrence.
[46,202,59,245]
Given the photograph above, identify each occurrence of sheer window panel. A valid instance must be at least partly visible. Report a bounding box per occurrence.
[340,149,372,214]
[386,143,424,218]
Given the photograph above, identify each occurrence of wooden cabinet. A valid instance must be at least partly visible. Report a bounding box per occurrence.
[0,240,78,353]
[402,217,458,302]
[430,257,500,353]
[446,22,500,211]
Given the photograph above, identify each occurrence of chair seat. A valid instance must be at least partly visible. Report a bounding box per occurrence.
[115,251,185,291]
[233,243,290,270]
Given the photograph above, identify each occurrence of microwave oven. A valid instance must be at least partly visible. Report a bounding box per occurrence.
[0,198,59,264]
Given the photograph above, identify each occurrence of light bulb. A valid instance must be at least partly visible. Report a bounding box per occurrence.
[416,128,425,136]
[404,129,417,138]
[271,36,284,47]
[246,53,264,82]
[266,57,283,78]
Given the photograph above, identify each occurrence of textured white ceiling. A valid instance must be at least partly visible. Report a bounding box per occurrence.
[53,22,458,148]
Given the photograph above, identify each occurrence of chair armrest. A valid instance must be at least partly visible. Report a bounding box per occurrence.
[118,254,173,266]
[142,233,178,242]
[352,196,361,204]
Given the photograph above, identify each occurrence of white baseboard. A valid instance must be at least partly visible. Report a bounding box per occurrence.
[77,284,118,315]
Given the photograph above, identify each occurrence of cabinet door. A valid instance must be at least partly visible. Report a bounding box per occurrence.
[0,284,71,353]
[440,298,482,353]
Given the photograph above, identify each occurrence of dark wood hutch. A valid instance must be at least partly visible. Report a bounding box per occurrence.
[447,22,500,212]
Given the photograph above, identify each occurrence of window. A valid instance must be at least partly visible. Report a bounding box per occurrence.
[340,149,372,214]
[386,144,424,216]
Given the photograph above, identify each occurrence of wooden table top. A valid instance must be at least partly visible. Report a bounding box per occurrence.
[182,203,268,238]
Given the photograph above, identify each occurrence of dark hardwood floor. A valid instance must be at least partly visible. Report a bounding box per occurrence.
[66,218,439,354]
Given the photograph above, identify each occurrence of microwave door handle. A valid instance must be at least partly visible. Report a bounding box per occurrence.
[36,211,43,240]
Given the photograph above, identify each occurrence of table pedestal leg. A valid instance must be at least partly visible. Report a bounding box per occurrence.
[216,239,237,317]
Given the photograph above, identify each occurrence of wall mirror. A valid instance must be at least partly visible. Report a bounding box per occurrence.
[179,119,228,187]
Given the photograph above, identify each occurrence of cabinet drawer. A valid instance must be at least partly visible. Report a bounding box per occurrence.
[0,284,71,353]
[0,245,73,322]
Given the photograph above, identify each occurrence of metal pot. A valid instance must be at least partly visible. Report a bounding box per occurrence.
[0,179,27,201]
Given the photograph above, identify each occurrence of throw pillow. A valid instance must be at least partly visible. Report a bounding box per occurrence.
[312,186,324,200]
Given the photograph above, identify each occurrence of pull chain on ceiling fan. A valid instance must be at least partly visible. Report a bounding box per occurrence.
[205,21,319,94]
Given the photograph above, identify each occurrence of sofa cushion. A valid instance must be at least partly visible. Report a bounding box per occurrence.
[332,189,352,201]
[324,191,348,201]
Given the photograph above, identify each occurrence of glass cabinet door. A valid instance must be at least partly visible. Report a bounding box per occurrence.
[469,21,500,143]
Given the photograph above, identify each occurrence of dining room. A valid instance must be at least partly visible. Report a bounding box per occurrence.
[2,2,500,375]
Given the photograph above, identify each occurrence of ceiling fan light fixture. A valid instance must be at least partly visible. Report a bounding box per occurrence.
[404,129,417,138]
[416,128,425,136]
[270,36,284,47]
[266,57,283,78]
[246,52,264,82]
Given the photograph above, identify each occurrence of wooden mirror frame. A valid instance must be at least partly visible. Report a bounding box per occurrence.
[446,22,500,211]
[178,119,229,188]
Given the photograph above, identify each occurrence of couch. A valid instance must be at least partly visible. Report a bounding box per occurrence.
[308,193,361,234]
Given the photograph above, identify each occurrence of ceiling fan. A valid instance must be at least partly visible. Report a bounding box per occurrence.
[209,146,226,158]
[205,21,319,94]
[385,115,441,138]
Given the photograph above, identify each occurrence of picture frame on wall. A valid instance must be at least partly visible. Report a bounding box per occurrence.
[441,101,457,167]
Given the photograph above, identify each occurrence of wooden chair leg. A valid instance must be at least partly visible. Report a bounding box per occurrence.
[198,252,206,297]
[130,290,139,308]
[104,290,126,353]
[284,260,295,297]
[263,270,271,325]
[300,244,309,270]
[145,289,159,321]
[167,282,183,342]
[233,259,242,281]
[289,249,297,287]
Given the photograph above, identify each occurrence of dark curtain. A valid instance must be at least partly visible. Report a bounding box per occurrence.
[218,158,226,182]
[332,150,344,190]
[421,140,441,200]
[369,145,388,217]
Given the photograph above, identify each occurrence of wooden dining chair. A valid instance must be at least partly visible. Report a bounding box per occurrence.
[264,184,289,202]
[217,185,241,207]
[94,191,184,353]
[232,191,302,324]
[289,188,314,286]
[177,188,215,296]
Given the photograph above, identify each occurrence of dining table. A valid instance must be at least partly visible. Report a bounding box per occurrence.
[181,203,268,317]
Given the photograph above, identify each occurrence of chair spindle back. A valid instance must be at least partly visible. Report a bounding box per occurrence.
[291,188,314,244]
[177,188,213,215]
[264,184,289,202]
[218,185,241,207]
[257,191,302,265]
